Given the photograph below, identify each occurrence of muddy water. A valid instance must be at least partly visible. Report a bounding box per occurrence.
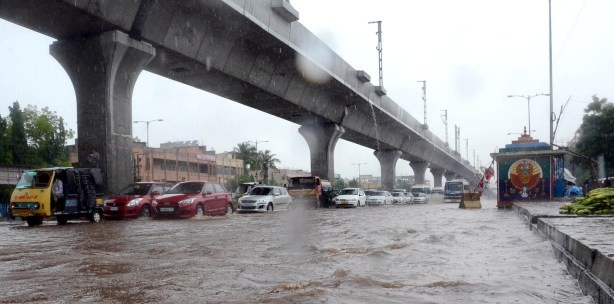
[0,198,593,303]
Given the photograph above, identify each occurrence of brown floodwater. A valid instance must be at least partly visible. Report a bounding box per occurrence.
[0,198,593,303]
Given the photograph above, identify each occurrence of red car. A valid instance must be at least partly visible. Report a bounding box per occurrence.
[151,181,233,219]
[103,182,174,219]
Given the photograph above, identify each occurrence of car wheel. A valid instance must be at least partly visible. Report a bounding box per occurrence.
[267,203,274,212]
[27,217,43,226]
[140,205,151,218]
[196,205,205,216]
[226,203,233,215]
[90,209,103,223]
[56,216,68,225]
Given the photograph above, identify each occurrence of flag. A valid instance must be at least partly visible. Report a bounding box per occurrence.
[484,166,494,181]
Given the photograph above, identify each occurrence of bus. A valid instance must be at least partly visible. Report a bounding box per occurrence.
[443,179,469,203]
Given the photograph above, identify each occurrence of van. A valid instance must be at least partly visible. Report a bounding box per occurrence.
[10,167,104,226]
[410,184,431,204]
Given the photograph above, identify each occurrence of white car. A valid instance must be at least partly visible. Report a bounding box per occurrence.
[237,186,292,212]
[366,190,393,206]
[333,188,366,208]
[410,185,431,204]
[391,192,407,204]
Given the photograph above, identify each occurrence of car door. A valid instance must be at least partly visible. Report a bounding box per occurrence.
[272,187,285,209]
[203,183,217,214]
[213,183,227,214]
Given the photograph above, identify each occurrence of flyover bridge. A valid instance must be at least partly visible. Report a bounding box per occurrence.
[0,0,478,193]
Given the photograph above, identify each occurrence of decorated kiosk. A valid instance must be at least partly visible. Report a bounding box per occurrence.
[491,130,568,208]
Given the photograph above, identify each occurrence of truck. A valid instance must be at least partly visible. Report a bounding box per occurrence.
[9,167,104,226]
[443,179,469,203]
[287,176,332,208]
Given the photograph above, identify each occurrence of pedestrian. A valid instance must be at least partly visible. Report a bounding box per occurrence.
[565,181,583,198]
[52,176,64,211]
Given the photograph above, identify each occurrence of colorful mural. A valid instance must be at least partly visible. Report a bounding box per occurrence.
[498,156,551,202]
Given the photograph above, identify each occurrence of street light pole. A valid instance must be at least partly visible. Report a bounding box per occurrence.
[248,140,269,174]
[134,119,163,147]
[548,0,554,147]
[352,162,367,188]
[507,94,549,136]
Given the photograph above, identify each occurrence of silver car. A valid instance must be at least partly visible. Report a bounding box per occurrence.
[237,186,292,213]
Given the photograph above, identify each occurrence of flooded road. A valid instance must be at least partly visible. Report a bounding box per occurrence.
[0,198,593,303]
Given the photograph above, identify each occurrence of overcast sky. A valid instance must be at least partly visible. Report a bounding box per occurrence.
[1,0,613,182]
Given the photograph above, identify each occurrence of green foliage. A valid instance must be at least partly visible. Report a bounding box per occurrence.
[233,142,257,172]
[573,95,614,176]
[3,101,74,167]
[258,149,280,181]
[0,114,11,164]
[396,179,412,191]
[335,178,347,189]
[225,173,255,193]
[348,178,359,188]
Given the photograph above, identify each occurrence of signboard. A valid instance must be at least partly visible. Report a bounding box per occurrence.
[196,154,216,162]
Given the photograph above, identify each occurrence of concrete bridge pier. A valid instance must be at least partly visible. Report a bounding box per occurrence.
[409,161,429,185]
[374,150,402,192]
[444,171,457,182]
[50,30,155,194]
[298,123,345,183]
[430,167,445,188]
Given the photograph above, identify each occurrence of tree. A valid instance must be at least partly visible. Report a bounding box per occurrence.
[233,142,257,172]
[348,178,359,188]
[258,149,280,181]
[23,105,74,166]
[573,95,614,177]
[0,114,11,164]
[335,178,347,189]
[8,101,29,165]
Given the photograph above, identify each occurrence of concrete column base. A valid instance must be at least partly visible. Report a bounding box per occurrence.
[444,171,457,182]
[410,161,428,185]
[298,123,345,183]
[50,30,155,194]
[430,167,445,188]
[374,150,402,192]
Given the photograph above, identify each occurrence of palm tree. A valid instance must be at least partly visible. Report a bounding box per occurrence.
[258,149,280,182]
[233,142,257,172]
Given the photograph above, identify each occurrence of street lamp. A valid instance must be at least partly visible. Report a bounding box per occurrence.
[507,94,549,137]
[352,162,366,188]
[134,119,163,147]
[248,140,269,171]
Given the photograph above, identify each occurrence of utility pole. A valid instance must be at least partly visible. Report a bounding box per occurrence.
[441,110,448,145]
[454,125,460,154]
[352,162,367,188]
[465,138,469,162]
[368,21,383,87]
[418,80,427,128]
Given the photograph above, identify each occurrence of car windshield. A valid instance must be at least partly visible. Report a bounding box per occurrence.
[445,183,464,192]
[249,187,272,195]
[411,188,426,194]
[119,183,153,195]
[392,192,403,197]
[288,177,316,190]
[167,182,203,194]
[340,189,358,195]
[16,171,52,189]
[373,191,385,196]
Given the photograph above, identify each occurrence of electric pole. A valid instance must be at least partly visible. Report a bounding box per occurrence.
[418,80,427,128]
[441,110,448,145]
[368,21,383,88]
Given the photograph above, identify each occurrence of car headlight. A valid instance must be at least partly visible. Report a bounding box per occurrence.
[257,198,267,204]
[103,200,111,207]
[178,198,196,205]
[127,198,143,207]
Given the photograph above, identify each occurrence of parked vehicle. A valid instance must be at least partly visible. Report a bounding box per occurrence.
[366,190,393,206]
[391,191,407,204]
[151,181,232,218]
[237,186,292,213]
[103,182,173,219]
[233,182,260,212]
[9,167,104,226]
[444,179,469,203]
[287,176,330,208]
[410,184,431,204]
[332,188,366,208]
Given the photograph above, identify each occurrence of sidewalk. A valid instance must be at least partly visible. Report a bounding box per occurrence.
[514,202,614,304]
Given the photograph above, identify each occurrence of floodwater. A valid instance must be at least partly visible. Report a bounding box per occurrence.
[0,197,593,304]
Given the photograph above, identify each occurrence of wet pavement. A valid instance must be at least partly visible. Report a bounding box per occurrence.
[0,198,595,303]
[514,202,614,304]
